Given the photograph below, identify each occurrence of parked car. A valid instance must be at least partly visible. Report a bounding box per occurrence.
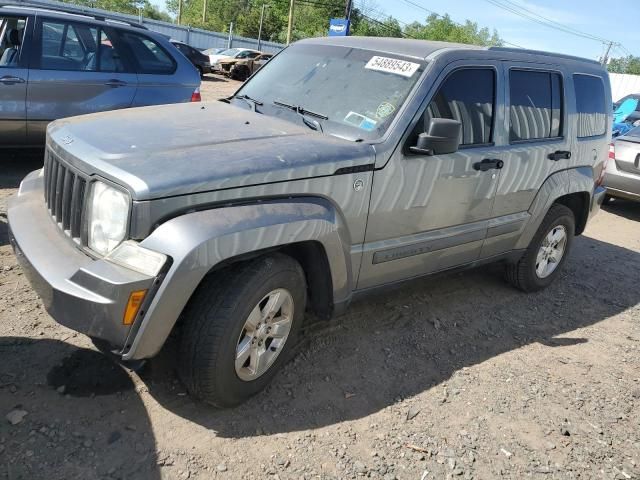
[9,37,610,407]
[612,94,640,137]
[0,3,200,148]
[170,40,211,77]
[207,47,261,73]
[604,127,640,202]
[226,52,273,81]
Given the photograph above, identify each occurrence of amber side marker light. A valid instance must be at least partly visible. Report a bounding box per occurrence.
[123,290,147,325]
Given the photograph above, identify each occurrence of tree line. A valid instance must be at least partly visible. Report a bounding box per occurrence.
[60,0,504,47]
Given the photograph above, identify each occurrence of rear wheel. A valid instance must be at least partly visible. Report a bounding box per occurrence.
[506,204,575,292]
[178,253,306,407]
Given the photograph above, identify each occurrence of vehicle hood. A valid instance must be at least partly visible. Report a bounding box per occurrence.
[47,101,375,201]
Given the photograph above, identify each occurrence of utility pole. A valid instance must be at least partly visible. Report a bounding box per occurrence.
[345,0,353,20]
[258,4,268,51]
[601,41,617,66]
[177,0,182,25]
[228,22,234,48]
[202,0,207,24]
[286,0,294,45]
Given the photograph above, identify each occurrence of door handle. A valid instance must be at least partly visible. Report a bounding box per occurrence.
[548,150,572,161]
[105,79,127,87]
[473,158,504,171]
[0,75,25,85]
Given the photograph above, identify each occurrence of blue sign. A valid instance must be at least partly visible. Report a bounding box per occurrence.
[329,18,350,36]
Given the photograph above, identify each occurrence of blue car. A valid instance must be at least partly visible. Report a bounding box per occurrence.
[612,94,640,137]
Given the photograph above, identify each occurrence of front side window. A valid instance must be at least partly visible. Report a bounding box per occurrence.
[509,69,563,142]
[574,74,607,138]
[0,16,26,68]
[235,44,426,140]
[120,32,175,74]
[423,68,496,146]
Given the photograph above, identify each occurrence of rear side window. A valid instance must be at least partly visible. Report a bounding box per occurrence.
[509,69,563,142]
[39,20,125,72]
[120,32,175,74]
[574,74,607,138]
[425,68,496,146]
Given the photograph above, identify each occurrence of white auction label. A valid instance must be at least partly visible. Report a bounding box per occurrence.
[365,56,420,77]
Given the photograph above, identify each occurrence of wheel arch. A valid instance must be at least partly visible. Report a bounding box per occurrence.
[122,197,351,360]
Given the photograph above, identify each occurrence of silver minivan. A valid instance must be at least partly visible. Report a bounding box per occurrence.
[0,4,200,148]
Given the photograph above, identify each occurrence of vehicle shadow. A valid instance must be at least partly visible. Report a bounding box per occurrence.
[603,198,640,222]
[141,234,640,438]
[0,338,160,479]
[0,150,43,189]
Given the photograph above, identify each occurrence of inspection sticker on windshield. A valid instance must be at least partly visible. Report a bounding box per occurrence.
[365,56,420,77]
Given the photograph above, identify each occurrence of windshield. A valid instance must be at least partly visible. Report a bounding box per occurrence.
[234,43,427,140]
[203,48,221,55]
[219,48,240,56]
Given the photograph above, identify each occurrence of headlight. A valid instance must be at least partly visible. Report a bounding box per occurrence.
[87,181,130,256]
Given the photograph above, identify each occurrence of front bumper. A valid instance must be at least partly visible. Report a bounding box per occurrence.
[8,170,156,353]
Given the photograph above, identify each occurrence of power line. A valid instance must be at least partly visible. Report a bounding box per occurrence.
[483,0,614,45]
[396,0,525,48]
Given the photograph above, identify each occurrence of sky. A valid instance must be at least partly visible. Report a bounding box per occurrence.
[148,0,638,60]
[365,0,637,60]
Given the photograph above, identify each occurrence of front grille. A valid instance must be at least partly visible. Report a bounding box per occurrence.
[43,149,88,241]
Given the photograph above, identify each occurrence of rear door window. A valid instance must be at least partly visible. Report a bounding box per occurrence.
[573,74,607,138]
[120,32,176,74]
[509,69,563,142]
[39,20,125,72]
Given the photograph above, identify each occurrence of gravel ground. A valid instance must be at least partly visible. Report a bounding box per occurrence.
[1,79,640,480]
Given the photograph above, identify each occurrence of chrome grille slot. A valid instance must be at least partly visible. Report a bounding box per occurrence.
[43,149,88,241]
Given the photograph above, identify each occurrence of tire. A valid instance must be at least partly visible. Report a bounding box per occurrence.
[231,65,249,81]
[506,204,575,292]
[178,253,307,407]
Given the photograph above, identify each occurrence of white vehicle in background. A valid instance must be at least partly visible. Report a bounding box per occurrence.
[206,47,261,72]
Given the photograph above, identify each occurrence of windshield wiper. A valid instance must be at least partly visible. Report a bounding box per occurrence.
[273,100,328,132]
[230,94,263,112]
[273,100,328,120]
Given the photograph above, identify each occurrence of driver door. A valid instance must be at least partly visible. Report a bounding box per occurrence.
[358,62,506,289]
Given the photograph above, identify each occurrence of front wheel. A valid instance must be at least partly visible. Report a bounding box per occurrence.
[178,253,307,407]
[506,204,575,292]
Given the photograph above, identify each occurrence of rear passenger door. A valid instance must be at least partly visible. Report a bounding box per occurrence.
[483,63,570,256]
[26,18,137,144]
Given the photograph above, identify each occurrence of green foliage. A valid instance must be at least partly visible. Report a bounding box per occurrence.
[60,0,172,21]
[61,0,504,48]
[404,14,503,46]
[608,56,640,75]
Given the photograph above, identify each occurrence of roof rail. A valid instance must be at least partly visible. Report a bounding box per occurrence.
[0,0,148,29]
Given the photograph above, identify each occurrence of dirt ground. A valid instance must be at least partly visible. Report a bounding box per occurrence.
[1,76,640,480]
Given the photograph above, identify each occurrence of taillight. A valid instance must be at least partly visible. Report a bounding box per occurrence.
[191,87,201,102]
[608,143,615,160]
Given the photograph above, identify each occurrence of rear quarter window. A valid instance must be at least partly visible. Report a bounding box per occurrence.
[120,31,176,75]
[574,74,607,138]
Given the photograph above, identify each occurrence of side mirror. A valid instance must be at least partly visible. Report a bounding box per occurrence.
[409,118,461,156]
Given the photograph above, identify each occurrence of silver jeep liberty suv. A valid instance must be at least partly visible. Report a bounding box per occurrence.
[9,36,610,407]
